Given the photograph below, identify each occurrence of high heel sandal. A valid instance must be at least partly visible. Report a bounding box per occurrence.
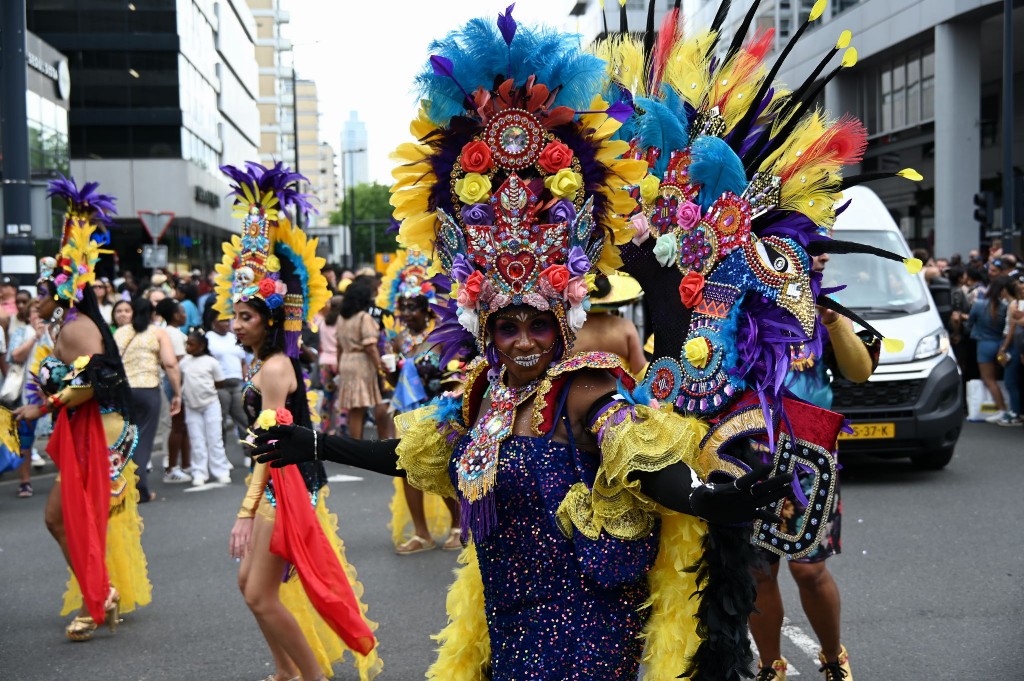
[65,589,120,641]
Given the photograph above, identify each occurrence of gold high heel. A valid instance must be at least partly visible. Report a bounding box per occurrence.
[65,588,120,641]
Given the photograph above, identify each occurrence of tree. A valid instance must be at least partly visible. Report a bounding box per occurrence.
[328,181,399,267]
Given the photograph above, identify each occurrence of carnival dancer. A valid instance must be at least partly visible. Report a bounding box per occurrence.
[214,162,382,681]
[251,10,793,680]
[748,252,875,681]
[15,176,150,641]
[595,2,925,678]
[379,249,462,554]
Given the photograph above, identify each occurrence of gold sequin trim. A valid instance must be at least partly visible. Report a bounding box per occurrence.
[396,404,458,499]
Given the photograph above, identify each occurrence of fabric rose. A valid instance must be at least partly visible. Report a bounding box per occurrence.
[684,337,711,369]
[544,168,583,199]
[548,199,576,225]
[461,202,495,226]
[540,264,570,292]
[458,308,480,336]
[454,173,492,204]
[538,141,574,173]
[630,213,651,245]
[456,286,473,309]
[566,246,591,277]
[568,305,587,332]
[676,201,702,229]
[255,409,277,430]
[678,270,705,308]
[274,280,288,295]
[451,253,475,283]
[264,293,284,309]
[55,273,68,285]
[257,278,277,297]
[274,408,294,426]
[640,174,661,205]
[653,233,678,267]
[265,255,281,273]
[565,276,588,306]
[464,270,485,303]
[460,141,493,173]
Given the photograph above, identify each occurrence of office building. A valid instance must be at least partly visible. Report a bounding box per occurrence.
[341,111,369,188]
[248,0,295,169]
[27,0,261,274]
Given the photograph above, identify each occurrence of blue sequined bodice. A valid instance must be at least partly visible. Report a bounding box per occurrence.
[450,434,657,680]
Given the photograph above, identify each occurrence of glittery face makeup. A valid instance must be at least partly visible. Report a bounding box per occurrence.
[492,306,559,385]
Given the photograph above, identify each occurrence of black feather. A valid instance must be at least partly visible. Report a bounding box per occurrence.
[726,0,763,63]
[817,294,884,339]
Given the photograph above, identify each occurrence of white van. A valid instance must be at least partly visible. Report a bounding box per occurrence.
[824,186,964,469]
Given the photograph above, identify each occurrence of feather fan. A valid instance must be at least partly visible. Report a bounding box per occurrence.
[689,135,748,211]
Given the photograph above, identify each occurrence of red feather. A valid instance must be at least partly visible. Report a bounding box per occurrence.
[783,115,867,181]
[745,27,775,62]
[651,8,681,91]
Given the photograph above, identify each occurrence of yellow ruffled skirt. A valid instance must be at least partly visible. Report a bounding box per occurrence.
[259,486,384,680]
[388,477,454,547]
[60,461,152,616]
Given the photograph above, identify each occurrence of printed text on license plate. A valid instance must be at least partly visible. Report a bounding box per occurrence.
[839,422,895,440]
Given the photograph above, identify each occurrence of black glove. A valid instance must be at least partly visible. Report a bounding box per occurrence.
[254,426,403,477]
[252,425,319,467]
[688,463,790,526]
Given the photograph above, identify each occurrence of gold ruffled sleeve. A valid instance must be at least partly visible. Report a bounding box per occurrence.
[557,403,707,541]
[394,403,462,500]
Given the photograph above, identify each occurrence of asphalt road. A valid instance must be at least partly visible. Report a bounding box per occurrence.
[0,422,1021,680]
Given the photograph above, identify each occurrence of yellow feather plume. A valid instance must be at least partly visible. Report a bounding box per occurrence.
[661,28,717,108]
[425,544,492,681]
[273,218,332,328]
[594,34,650,96]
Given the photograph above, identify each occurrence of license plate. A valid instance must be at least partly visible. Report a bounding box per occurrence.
[839,422,895,440]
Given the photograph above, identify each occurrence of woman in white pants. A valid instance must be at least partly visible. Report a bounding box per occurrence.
[180,330,231,486]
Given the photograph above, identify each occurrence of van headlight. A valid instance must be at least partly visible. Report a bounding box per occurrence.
[913,328,950,360]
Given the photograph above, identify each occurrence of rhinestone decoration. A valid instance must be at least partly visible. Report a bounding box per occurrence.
[484,108,544,170]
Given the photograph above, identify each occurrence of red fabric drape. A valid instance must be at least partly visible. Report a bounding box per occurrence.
[269,465,376,656]
[47,401,110,624]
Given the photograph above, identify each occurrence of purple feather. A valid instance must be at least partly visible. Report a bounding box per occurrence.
[220,161,317,220]
[497,3,517,47]
[47,173,118,224]
[430,55,473,108]
[605,100,634,124]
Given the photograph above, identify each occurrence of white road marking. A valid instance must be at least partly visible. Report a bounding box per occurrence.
[327,474,363,483]
[750,618,822,677]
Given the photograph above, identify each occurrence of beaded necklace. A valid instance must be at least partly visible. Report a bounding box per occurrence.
[399,319,435,356]
[457,367,541,539]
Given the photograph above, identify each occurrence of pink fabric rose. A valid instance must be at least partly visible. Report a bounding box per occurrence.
[565,276,588,306]
[676,201,702,229]
[631,213,651,245]
[457,286,473,309]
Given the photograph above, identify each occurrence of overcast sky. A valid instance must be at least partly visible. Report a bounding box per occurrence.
[287,1,560,185]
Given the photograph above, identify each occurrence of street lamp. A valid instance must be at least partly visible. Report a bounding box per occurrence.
[341,146,367,268]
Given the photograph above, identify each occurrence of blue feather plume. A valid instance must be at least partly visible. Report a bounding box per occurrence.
[416,19,605,125]
[634,95,690,178]
[689,135,748,212]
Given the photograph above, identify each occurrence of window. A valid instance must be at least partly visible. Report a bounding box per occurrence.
[873,48,934,134]
[26,91,69,174]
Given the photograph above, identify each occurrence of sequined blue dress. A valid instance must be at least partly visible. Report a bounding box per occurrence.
[449,429,659,680]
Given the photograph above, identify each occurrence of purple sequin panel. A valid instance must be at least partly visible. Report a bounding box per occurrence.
[450,434,655,679]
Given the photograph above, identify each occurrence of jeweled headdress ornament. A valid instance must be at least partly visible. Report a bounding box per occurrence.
[43,175,116,306]
[213,162,330,358]
[377,247,437,311]
[390,6,646,352]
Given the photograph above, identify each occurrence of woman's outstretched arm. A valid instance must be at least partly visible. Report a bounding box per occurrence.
[252,425,404,477]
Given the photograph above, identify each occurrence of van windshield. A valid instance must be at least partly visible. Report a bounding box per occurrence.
[820,229,930,318]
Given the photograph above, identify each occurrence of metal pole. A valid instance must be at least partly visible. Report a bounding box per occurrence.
[1,0,34,266]
[291,65,304,229]
[1002,0,1015,241]
[348,152,357,266]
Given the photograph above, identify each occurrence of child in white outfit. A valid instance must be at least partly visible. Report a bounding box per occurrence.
[181,330,231,486]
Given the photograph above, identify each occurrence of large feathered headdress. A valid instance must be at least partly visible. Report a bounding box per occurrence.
[391,7,646,352]
[213,161,330,358]
[43,174,116,306]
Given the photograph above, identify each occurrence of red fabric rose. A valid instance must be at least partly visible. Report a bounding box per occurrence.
[678,270,705,308]
[258,278,277,297]
[460,141,493,173]
[275,408,294,426]
[464,270,485,302]
[541,264,570,293]
[538,142,574,174]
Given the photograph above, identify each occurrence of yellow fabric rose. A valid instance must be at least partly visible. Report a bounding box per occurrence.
[72,355,90,371]
[544,168,583,199]
[684,337,711,369]
[640,174,661,205]
[454,173,492,204]
[265,255,281,273]
[255,409,278,430]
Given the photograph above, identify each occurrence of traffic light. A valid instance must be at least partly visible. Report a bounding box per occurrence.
[973,191,994,230]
